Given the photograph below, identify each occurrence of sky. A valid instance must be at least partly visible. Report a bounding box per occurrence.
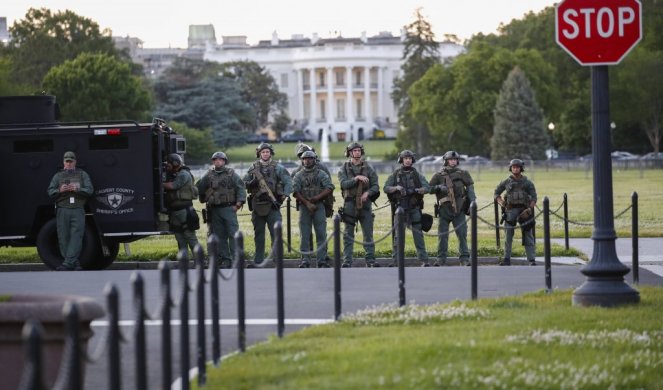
[4,0,558,48]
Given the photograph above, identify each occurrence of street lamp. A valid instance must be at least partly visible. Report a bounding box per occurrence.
[548,122,555,131]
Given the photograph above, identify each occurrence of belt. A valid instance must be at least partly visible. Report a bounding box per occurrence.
[211,202,234,208]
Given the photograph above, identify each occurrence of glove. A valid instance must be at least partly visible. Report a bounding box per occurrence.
[406,188,416,196]
[436,184,448,195]
[416,188,426,195]
[517,207,532,222]
[391,185,404,194]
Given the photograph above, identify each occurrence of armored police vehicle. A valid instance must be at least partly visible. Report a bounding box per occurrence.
[0,95,185,270]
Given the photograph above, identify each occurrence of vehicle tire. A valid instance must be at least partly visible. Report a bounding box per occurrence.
[84,240,119,270]
[36,219,99,270]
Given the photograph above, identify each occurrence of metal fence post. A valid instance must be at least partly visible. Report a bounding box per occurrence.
[471,201,478,300]
[563,193,570,250]
[396,207,406,307]
[194,245,206,386]
[333,214,342,321]
[62,302,83,390]
[494,199,501,249]
[158,262,172,390]
[178,250,190,390]
[632,192,639,284]
[287,197,292,253]
[235,231,246,352]
[208,236,220,366]
[19,320,45,390]
[106,284,121,390]
[275,221,285,338]
[131,272,148,390]
[544,197,552,293]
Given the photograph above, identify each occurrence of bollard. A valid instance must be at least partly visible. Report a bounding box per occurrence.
[632,192,639,284]
[19,320,45,390]
[287,197,292,253]
[470,201,477,300]
[235,231,247,352]
[333,214,342,321]
[544,197,552,293]
[178,250,190,390]
[494,199,501,249]
[275,221,285,338]
[563,193,570,250]
[194,245,207,386]
[208,236,221,366]
[396,207,406,307]
[131,273,148,390]
[158,262,172,390]
[106,284,121,390]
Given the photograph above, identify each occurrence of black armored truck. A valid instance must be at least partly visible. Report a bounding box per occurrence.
[0,95,186,270]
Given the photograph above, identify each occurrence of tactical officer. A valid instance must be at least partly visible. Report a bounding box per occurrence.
[338,142,380,267]
[243,142,293,265]
[162,153,201,261]
[47,151,94,271]
[197,152,246,268]
[292,151,335,268]
[429,151,476,266]
[494,159,538,266]
[290,142,331,178]
[384,150,431,266]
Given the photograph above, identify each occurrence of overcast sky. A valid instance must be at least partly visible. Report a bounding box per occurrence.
[4,0,558,48]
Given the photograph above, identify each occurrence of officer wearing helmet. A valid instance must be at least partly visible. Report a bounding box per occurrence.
[47,151,94,271]
[338,142,380,267]
[292,150,335,268]
[290,142,331,178]
[196,151,246,268]
[162,153,201,262]
[384,150,431,266]
[494,159,538,266]
[428,150,476,266]
[243,142,293,266]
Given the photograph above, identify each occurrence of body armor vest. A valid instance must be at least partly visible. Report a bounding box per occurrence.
[390,167,423,208]
[342,162,368,198]
[435,168,468,201]
[505,176,530,207]
[299,167,324,200]
[166,169,197,209]
[249,161,281,197]
[206,168,237,205]
[55,169,86,207]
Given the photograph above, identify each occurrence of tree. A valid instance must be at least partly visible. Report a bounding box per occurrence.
[491,67,548,161]
[42,53,151,121]
[8,8,118,89]
[0,57,31,95]
[392,8,440,155]
[168,121,217,165]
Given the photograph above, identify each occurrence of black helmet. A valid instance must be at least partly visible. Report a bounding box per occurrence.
[166,153,184,167]
[345,142,365,157]
[296,142,314,158]
[509,158,525,172]
[300,150,317,160]
[443,150,460,166]
[397,150,416,164]
[256,142,275,158]
[211,151,228,163]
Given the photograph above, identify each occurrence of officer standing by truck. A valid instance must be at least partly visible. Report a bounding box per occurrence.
[384,150,430,266]
[494,159,538,266]
[47,151,94,271]
[429,151,476,266]
[197,151,245,268]
[163,153,201,262]
[292,151,335,268]
[243,143,293,266]
[338,142,380,267]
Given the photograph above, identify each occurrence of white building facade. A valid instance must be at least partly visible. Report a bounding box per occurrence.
[204,31,464,142]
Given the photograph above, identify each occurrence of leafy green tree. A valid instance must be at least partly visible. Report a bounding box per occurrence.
[168,121,217,165]
[8,8,118,89]
[491,67,548,160]
[0,57,31,95]
[42,53,151,121]
[392,8,440,155]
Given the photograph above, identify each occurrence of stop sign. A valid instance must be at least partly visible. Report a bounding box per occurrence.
[556,0,642,66]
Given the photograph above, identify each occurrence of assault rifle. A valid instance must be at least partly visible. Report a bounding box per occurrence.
[252,167,280,210]
[443,174,457,214]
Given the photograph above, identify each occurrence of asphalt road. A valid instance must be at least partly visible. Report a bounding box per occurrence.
[2,263,661,389]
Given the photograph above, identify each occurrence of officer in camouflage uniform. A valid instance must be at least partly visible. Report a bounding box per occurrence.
[384,150,430,266]
[290,142,331,178]
[494,159,538,266]
[429,151,476,266]
[47,151,94,271]
[243,143,293,265]
[163,153,201,261]
[292,151,335,268]
[338,142,380,267]
[197,152,246,268]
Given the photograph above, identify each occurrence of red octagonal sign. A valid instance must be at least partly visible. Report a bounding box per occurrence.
[556,0,642,66]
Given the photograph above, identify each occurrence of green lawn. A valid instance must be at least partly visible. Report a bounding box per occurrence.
[198,286,663,389]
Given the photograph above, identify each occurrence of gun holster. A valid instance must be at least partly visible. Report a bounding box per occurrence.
[202,208,208,224]
[434,203,440,218]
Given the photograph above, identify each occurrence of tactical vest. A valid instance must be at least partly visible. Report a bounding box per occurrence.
[249,161,282,197]
[55,169,87,208]
[166,169,198,209]
[388,167,423,208]
[505,176,530,207]
[298,167,324,200]
[342,162,369,198]
[434,168,470,201]
[205,168,237,206]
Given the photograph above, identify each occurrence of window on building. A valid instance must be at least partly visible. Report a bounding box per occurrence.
[319,72,325,88]
[356,98,363,119]
[320,99,326,120]
[337,99,345,120]
[280,73,289,89]
[355,70,362,86]
[335,70,344,86]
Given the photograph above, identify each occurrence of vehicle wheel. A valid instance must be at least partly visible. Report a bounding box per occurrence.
[84,240,119,270]
[36,219,99,270]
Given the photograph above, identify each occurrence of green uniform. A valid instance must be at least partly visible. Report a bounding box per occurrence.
[243,160,293,264]
[429,167,476,265]
[293,166,335,266]
[197,167,246,267]
[47,168,94,269]
[384,166,430,263]
[338,161,379,266]
[494,174,538,261]
[165,167,200,259]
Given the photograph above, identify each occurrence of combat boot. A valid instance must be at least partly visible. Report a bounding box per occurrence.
[499,258,511,266]
[299,261,310,268]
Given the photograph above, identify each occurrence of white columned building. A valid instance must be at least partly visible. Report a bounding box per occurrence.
[204,32,464,142]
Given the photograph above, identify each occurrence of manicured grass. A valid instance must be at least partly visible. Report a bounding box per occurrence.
[198,286,663,389]
[1,168,661,264]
